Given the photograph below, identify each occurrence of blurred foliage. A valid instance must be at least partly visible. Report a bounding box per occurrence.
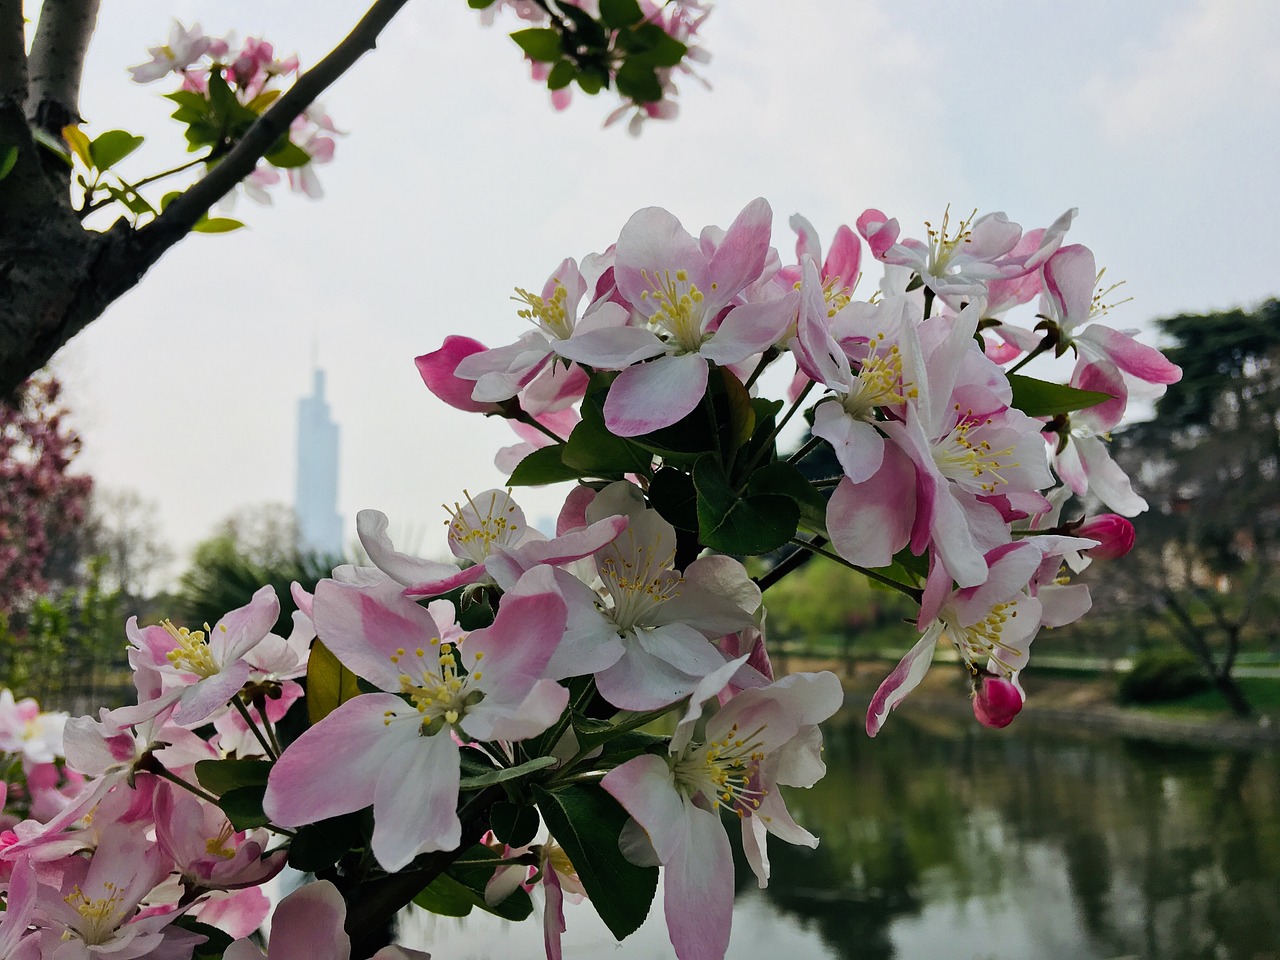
[1117,649,1211,704]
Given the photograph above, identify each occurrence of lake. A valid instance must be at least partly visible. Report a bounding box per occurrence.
[396,709,1280,960]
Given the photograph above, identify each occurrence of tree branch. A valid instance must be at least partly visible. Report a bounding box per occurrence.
[0,0,26,102]
[27,0,101,135]
[135,0,413,257]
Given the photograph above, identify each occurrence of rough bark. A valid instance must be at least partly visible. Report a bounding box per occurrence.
[0,0,413,397]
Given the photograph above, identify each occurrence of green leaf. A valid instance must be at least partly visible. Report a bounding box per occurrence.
[600,0,644,28]
[533,783,658,939]
[176,918,235,960]
[694,455,798,555]
[192,216,244,234]
[625,24,688,67]
[307,639,362,725]
[265,139,312,169]
[491,801,541,847]
[648,466,699,532]
[458,754,557,790]
[563,399,652,478]
[288,812,366,872]
[219,784,269,830]
[246,88,282,113]
[1008,373,1113,417]
[576,69,606,95]
[106,185,155,215]
[746,461,826,532]
[88,130,144,171]
[507,444,581,486]
[0,146,17,181]
[615,59,662,103]
[412,873,476,917]
[194,758,272,798]
[469,0,499,7]
[159,190,181,211]
[546,59,577,91]
[31,127,71,165]
[165,90,210,112]
[511,27,563,63]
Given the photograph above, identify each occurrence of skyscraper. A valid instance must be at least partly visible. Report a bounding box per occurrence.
[295,367,343,556]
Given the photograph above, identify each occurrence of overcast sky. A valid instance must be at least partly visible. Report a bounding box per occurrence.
[45,0,1280,572]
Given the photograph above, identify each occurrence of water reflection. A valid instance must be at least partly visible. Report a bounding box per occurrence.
[398,714,1280,960]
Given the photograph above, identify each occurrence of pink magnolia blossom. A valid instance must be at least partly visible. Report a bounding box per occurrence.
[263,566,569,871]
[602,672,842,960]
[555,199,793,436]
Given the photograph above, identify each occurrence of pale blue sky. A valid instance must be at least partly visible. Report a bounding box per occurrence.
[45,0,1280,566]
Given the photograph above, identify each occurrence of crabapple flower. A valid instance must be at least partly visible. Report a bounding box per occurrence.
[0,690,66,765]
[602,672,842,960]
[1074,513,1135,562]
[263,566,569,871]
[555,199,793,436]
[128,20,227,83]
[152,782,286,894]
[224,880,430,960]
[0,856,39,960]
[125,585,280,725]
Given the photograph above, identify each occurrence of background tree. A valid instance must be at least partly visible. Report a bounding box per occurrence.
[1100,300,1280,716]
[87,487,174,602]
[0,372,93,616]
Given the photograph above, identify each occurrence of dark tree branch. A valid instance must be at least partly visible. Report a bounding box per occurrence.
[0,0,26,102]
[27,0,101,136]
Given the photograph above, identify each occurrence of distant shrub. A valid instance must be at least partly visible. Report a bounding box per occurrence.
[1118,650,1211,704]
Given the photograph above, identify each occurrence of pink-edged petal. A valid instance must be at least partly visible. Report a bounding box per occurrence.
[1072,358,1128,431]
[1038,583,1092,628]
[265,881,350,960]
[826,444,915,568]
[615,206,708,310]
[596,624,722,710]
[948,542,1040,625]
[1077,435,1148,516]
[1053,434,1089,496]
[415,337,503,413]
[823,225,861,293]
[701,295,797,365]
[552,326,668,369]
[812,404,886,484]
[1041,244,1095,329]
[210,585,280,662]
[172,660,253,725]
[789,213,820,263]
[542,859,567,960]
[604,353,708,437]
[663,804,734,960]
[465,566,568,701]
[600,754,685,862]
[401,562,489,598]
[856,209,899,260]
[313,579,442,690]
[371,730,461,870]
[465,678,568,742]
[357,509,463,588]
[705,198,773,305]
[263,694,415,827]
[866,624,942,737]
[1077,324,1182,385]
[653,555,760,634]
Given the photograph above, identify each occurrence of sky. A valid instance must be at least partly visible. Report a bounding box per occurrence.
[42,0,1280,575]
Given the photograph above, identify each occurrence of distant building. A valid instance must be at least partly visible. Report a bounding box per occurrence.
[295,368,343,556]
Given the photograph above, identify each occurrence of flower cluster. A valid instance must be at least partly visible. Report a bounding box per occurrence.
[128,20,340,202]
[479,0,711,134]
[0,197,1172,960]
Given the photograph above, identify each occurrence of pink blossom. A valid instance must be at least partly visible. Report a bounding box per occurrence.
[972,675,1023,728]
[152,782,286,894]
[1075,514,1135,561]
[128,20,228,83]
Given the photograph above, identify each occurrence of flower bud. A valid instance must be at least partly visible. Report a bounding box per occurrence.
[972,675,1024,729]
[1077,513,1135,561]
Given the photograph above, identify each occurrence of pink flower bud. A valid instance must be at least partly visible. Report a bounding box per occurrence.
[1077,513,1135,561]
[973,676,1023,729]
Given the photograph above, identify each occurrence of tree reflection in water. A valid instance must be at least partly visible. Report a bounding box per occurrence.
[399,714,1280,960]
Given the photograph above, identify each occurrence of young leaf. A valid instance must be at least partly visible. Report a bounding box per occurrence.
[532,783,658,940]
[600,0,644,28]
[287,812,366,872]
[194,758,273,797]
[1008,373,1113,417]
[458,754,558,790]
[265,140,312,169]
[694,455,798,555]
[507,444,582,486]
[61,124,92,168]
[192,216,245,234]
[0,146,17,181]
[511,27,564,63]
[306,639,362,725]
[546,59,577,91]
[412,873,476,918]
[563,400,652,478]
[88,130,145,171]
[615,59,662,103]
[218,784,270,830]
[647,466,699,532]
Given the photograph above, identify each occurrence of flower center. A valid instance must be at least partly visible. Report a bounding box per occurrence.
[922,205,977,277]
[444,489,523,564]
[639,267,712,353]
[390,641,483,731]
[931,409,1017,494]
[672,722,769,817]
[943,601,1024,675]
[840,332,913,420]
[204,822,237,860]
[64,882,127,944]
[513,280,573,340]
[161,620,222,678]
[597,530,683,633]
